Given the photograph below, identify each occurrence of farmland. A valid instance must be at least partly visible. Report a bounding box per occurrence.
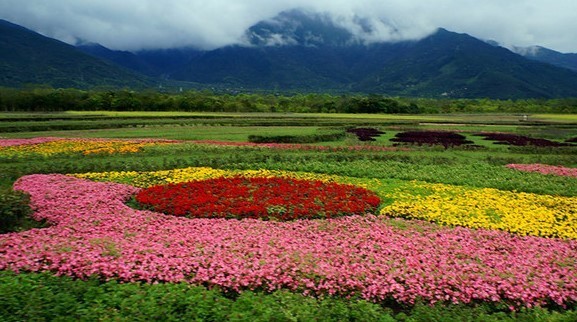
[1,111,577,321]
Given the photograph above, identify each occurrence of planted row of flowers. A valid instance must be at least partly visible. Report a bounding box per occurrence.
[0,137,407,158]
[190,140,406,152]
[135,176,380,220]
[0,137,178,157]
[74,166,577,239]
[72,167,344,187]
[0,137,63,147]
[380,182,577,239]
[507,164,577,178]
[2,174,576,308]
[475,133,571,147]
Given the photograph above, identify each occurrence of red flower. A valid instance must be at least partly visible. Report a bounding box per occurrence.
[135,176,380,221]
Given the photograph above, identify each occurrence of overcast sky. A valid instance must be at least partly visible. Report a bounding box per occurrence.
[1,0,576,52]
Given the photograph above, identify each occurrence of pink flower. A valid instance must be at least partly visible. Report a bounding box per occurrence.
[1,174,576,308]
[506,164,577,178]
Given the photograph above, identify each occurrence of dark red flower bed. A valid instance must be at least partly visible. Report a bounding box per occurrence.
[135,176,381,221]
[346,128,385,141]
[390,131,475,148]
[475,133,571,147]
[565,137,577,144]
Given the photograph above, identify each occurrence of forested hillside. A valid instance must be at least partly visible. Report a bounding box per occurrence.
[1,88,576,114]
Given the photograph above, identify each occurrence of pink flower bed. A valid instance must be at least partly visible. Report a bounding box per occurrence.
[507,164,577,178]
[0,137,63,147]
[2,174,577,308]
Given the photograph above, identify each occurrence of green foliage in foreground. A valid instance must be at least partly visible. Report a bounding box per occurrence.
[1,272,576,322]
[0,187,45,233]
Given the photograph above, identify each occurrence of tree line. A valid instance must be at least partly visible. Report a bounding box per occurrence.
[1,87,576,114]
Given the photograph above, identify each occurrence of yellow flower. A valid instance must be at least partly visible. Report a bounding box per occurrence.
[380,182,577,239]
[0,139,173,157]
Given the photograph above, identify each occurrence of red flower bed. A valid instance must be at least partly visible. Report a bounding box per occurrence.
[346,128,385,141]
[135,176,381,221]
[566,137,577,144]
[390,131,476,148]
[475,133,571,147]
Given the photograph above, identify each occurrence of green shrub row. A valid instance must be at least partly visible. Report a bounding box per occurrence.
[0,118,399,133]
[248,132,345,144]
[1,272,575,322]
[0,188,45,233]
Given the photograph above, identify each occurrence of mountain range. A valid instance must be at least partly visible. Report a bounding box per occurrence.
[0,19,150,89]
[2,9,577,99]
[512,46,577,72]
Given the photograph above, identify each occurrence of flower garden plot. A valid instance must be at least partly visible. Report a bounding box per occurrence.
[0,137,63,147]
[346,128,385,141]
[188,140,406,152]
[135,176,380,220]
[474,133,570,147]
[74,166,577,239]
[507,164,577,178]
[390,131,476,148]
[2,174,577,309]
[73,167,346,187]
[0,137,179,157]
[380,181,577,239]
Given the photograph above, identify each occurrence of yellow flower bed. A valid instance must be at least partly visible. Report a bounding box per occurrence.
[380,182,577,239]
[0,139,172,157]
[72,167,344,187]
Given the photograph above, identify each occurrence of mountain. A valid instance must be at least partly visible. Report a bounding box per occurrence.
[3,12,577,98]
[244,9,358,47]
[75,43,157,76]
[513,46,577,72]
[170,10,410,90]
[357,28,577,98]
[169,13,577,98]
[77,43,204,78]
[118,10,577,98]
[0,19,150,88]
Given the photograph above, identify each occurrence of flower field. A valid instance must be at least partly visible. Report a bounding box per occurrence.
[0,137,177,157]
[507,163,577,178]
[390,131,475,148]
[1,166,576,310]
[1,128,577,320]
[135,176,380,220]
[475,133,571,147]
[380,181,577,239]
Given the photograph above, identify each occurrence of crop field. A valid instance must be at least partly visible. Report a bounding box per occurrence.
[1,112,577,321]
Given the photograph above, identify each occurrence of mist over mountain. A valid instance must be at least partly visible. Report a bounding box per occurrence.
[123,10,577,99]
[511,46,577,72]
[242,9,393,47]
[3,9,577,99]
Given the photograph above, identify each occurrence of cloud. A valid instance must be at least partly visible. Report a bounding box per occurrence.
[0,0,576,52]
